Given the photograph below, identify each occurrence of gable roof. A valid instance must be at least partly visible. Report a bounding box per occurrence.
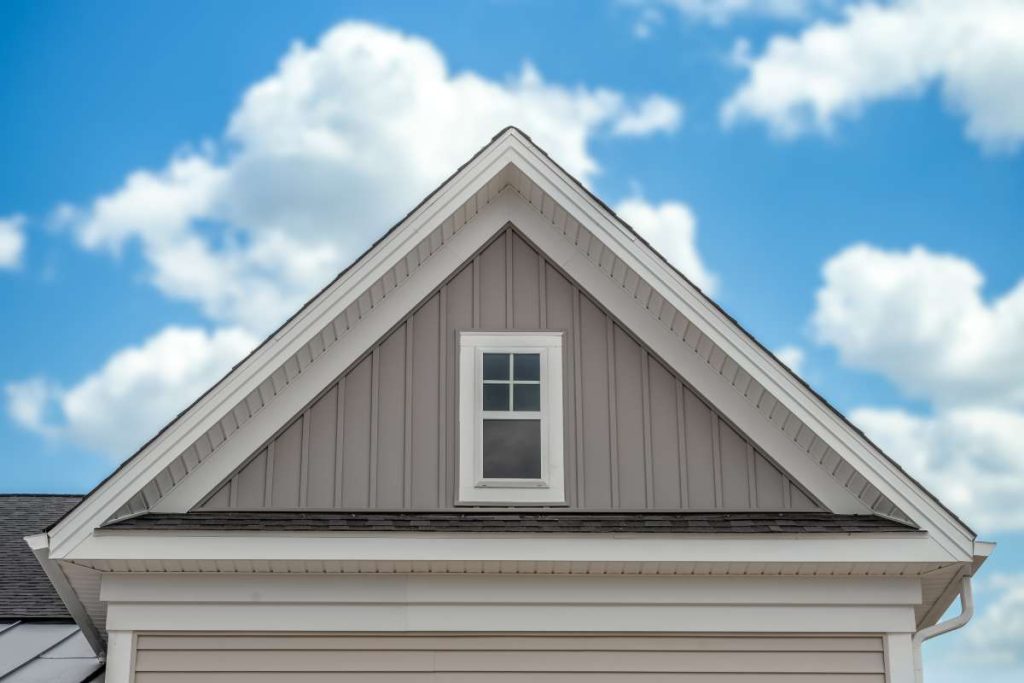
[44,127,978,565]
[0,495,81,619]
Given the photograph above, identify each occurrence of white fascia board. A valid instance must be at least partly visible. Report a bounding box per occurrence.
[501,131,975,556]
[106,601,917,634]
[101,573,921,634]
[503,197,866,515]
[47,136,522,558]
[140,192,520,518]
[71,531,956,566]
[100,572,923,607]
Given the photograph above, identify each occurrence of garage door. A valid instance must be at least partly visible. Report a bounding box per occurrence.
[133,633,886,682]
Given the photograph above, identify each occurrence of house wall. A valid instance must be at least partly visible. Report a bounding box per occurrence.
[131,632,886,682]
[199,228,820,511]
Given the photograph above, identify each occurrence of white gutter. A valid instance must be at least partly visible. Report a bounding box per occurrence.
[913,575,973,683]
[24,533,106,659]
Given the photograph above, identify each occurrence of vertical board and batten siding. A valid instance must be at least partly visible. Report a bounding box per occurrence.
[133,633,886,681]
[200,229,820,511]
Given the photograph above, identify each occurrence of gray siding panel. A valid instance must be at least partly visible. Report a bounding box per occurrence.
[134,633,885,682]
[200,229,820,512]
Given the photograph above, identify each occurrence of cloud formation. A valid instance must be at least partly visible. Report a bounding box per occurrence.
[812,243,1024,530]
[722,0,1024,153]
[615,197,717,293]
[9,21,683,460]
[7,327,256,458]
[58,22,682,335]
[0,214,26,270]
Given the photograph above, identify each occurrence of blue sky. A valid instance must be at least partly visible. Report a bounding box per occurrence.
[1,1,1022,678]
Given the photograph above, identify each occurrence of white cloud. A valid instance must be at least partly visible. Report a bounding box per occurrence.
[722,0,1024,153]
[774,345,805,373]
[812,243,1024,531]
[964,573,1024,665]
[0,214,26,269]
[614,197,717,293]
[12,21,683,460]
[611,95,684,135]
[6,327,256,458]
[58,21,682,335]
[813,244,1024,409]
[852,406,1024,531]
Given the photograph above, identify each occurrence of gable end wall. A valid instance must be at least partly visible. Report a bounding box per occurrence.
[200,229,821,511]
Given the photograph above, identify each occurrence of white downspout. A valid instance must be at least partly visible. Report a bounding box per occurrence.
[913,575,974,683]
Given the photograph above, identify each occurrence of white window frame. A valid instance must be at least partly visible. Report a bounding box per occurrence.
[458,331,565,505]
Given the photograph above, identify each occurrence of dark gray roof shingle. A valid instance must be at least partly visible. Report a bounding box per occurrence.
[0,495,82,619]
[105,510,919,534]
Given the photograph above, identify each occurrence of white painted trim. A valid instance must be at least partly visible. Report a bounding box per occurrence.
[884,632,915,683]
[502,196,868,515]
[51,128,974,568]
[24,534,106,657]
[137,194,519,520]
[48,137,520,558]
[101,573,920,635]
[502,131,974,555]
[458,331,565,504]
[71,530,953,565]
[104,630,134,683]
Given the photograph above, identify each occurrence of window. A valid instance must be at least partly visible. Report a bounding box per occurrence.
[458,332,564,504]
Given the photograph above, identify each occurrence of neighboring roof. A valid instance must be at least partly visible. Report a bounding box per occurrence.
[0,621,103,682]
[0,495,81,619]
[0,495,103,682]
[106,511,919,534]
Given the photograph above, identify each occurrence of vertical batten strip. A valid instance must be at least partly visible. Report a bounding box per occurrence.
[369,347,381,507]
[538,252,548,329]
[571,287,585,508]
[747,442,758,509]
[675,381,689,508]
[403,318,415,508]
[606,318,620,508]
[263,440,275,508]
[471,256,481,329]
[505,230,514,329]
[711,413,724,508]
[438,287,448,506]
[640,352,654,507]
[333,379,345,508]
[298,410,311,507]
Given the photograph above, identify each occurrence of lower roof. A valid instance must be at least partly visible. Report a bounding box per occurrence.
[105,510,918,534]
[0,495,83,620]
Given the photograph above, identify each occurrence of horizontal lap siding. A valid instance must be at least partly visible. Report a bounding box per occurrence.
[134,633,885,682]
[199,229,819,511]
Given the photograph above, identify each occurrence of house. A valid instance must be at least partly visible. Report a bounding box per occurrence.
[26,127,991,682]
[1,495,103,681]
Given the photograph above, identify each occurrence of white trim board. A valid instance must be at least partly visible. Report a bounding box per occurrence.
[100,572,921,635]
[47,127,977,564]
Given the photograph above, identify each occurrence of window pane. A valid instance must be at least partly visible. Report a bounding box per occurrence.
[482,383,510,411]
[513,353,540,381]
[483,419,541,478]
[483,353,510,381]
[513,383,540,411]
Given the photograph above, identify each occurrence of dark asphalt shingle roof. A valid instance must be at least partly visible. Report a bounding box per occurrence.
[105,510,919,534]
[0,495,82,619]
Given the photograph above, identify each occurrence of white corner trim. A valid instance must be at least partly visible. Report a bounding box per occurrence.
[457,331,565,504]
[104,631,134,683]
